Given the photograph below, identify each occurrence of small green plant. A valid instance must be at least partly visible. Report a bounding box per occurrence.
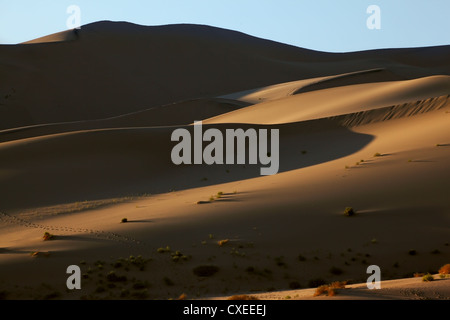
[157,246,171,253]
[344,207,355,217]
[106,271,127,282]
[422,273,434,282]
[43,232,55,241]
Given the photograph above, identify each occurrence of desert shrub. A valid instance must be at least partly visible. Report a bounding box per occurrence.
[344,207,355,217]
[121,218,128,223]
[373,152,381,157]
[43,232,55,241]
[408,250,417,256]
[313,281,346,297]
[193,265,219,277]
[157,246,171,253]
[422,273,434,282]
[106,271,127,282]
[218,239,229,247]
[329,281,347,289]
[439,264,450,275]
[313,285,329,297]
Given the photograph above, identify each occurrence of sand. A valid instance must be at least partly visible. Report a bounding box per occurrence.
[0,21,449,300]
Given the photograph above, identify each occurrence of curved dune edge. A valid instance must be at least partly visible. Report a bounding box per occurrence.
[204,75,450,125]
[219,68,385,104]
[21,29,79,44]
[0,98,248,144]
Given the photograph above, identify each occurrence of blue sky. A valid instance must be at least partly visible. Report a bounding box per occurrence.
[0,0,449,52]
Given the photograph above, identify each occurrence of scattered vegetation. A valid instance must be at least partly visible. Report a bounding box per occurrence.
[218,239,229,247]
[245,266,272,278]
[43,232,55,241]
[171,251,190,262]
[344,207,356,217]
[314,281,347,297]
[439,264,450,275]
[106,271,127,282]
[193,265,219,277]
[30,251,50,257]
[157,246,171,253]
[422,273,434,282]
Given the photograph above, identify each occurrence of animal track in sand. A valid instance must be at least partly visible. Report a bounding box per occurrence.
[0,211,144,247]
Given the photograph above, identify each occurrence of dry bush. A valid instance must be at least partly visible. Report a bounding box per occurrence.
[439,264,450,275]
[43,232,55,241]
[218,239,229,247]
[314,281,347,297]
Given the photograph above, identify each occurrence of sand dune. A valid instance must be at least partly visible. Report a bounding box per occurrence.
[205,76,450,124]
[1,21,449,130]
[0,21,449,300]
[22,29,79,44]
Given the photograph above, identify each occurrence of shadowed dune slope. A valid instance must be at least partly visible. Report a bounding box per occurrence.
[1,21,450,129]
